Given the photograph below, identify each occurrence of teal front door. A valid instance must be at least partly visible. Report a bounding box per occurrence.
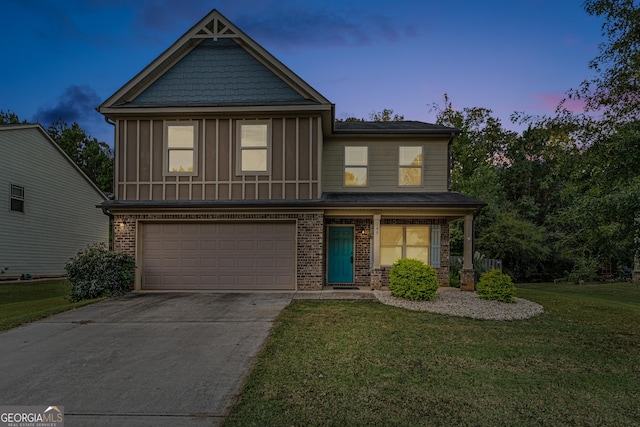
[327,226,354,283]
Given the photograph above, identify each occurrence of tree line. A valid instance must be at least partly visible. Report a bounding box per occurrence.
[2,0,637,282]
[435,0,640,282]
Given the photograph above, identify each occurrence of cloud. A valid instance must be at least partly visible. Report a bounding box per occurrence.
[34,85,102,125]
[531,92,586,113]
[236,7,422,49]
[125,0,423,49]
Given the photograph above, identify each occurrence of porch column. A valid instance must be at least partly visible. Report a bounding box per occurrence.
[634,217,640,283]
[371,214,383,289]
[460,213,475,291]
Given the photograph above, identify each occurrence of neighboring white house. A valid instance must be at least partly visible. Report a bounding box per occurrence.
[0,124,109,280]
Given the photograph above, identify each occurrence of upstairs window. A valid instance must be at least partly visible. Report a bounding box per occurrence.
[238,121,270,174]
[344,146,368,187]
[10,184,24,213]
[165,122,198,175]
[399,146,423,186]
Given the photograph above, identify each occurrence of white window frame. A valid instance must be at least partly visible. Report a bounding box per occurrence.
[237,120,271,175]
[344,146,368,187]
[10,184,24,213]
[164,121,198,176]
[398,146,423,187]
[380,225,431,266]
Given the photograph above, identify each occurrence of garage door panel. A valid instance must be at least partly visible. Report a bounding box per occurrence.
[141,222,295,290]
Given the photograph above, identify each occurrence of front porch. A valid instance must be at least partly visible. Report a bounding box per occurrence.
[323,212,478,290]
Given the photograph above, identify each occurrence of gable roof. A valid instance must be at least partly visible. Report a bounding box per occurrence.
[0,124,107,200]
[98,9,332,114]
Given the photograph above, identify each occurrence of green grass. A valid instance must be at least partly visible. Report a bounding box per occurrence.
[0,279,102,332]
[224,282,640,426]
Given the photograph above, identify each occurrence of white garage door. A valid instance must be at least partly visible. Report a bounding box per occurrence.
[141,222,296,290]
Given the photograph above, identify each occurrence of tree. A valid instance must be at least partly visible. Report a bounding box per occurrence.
[46,121,114,194]
[0,110,25,124]
[335,108,404,122]
[570,0,640,123]
[369,109,404,122]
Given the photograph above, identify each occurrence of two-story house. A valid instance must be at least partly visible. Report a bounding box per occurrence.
[98,10,485,292]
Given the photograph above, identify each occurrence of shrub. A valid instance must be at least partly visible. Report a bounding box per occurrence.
[389,258,439,301]
[477,269,515,303]
[66,243,135,302]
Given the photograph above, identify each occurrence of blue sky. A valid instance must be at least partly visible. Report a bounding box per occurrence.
[1,0,603,145]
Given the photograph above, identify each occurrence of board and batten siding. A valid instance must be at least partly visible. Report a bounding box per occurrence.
[115,116,322,201]
[322,138,449,192]
[0,126,108,278]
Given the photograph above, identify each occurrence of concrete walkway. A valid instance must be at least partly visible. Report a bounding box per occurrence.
[0,289,374,426]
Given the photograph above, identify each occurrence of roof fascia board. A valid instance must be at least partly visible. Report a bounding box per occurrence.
[99,104,333,116]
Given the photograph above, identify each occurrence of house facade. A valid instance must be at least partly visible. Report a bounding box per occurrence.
[0,124,109,280]
[98,10,485,291]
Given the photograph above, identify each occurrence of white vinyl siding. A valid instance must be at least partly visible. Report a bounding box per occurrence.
[0,126,108,278]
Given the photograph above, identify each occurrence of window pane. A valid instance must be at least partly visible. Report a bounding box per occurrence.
[406,247,429,263]
[11,185,24,199]
[406,226,429,245]
[381,226,403,245]
[399,147,422,166]
[345,147,368,166]
[381,247,402,266]
[10,198,24,212]
[345,167,367,186]
[242,149,267,172]
[399,167,422,186]
[167,125,195,148]
[168,150,194,172]
[241,124,268,147]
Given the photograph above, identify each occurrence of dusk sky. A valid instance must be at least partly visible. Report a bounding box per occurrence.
[2,0,603,146]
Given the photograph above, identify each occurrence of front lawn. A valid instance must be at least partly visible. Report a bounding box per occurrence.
[0,279,101,332]
[224,282,640,426]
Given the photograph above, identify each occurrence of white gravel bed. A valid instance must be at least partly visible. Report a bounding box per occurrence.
[373,287,544,320]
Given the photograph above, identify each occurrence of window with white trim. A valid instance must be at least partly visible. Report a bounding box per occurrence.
[399,146,423,186]
[344,146,368,186]
[165,122,198,175]
[238,121,270,174]
[380,225,431,266]
[10,184,24,213]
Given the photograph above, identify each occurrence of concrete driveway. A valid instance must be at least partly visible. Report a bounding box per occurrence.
[0,292,295,426]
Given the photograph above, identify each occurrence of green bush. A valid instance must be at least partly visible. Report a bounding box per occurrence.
[389,258,439,301]
[66,243,136,302]
[477,269,515,303]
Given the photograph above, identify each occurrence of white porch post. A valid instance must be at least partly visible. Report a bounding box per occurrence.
[373,214,381,269]
[460,213,476,291]
[634,216,640,283]
[370,214,383,289]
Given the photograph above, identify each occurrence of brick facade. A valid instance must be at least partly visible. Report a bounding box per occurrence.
[326,217,450,288]
[112,212,451,291]
[112,211,325,290]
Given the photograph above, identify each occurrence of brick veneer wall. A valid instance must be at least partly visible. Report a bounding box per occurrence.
[111,212,324,290]
[325,218,372,287]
